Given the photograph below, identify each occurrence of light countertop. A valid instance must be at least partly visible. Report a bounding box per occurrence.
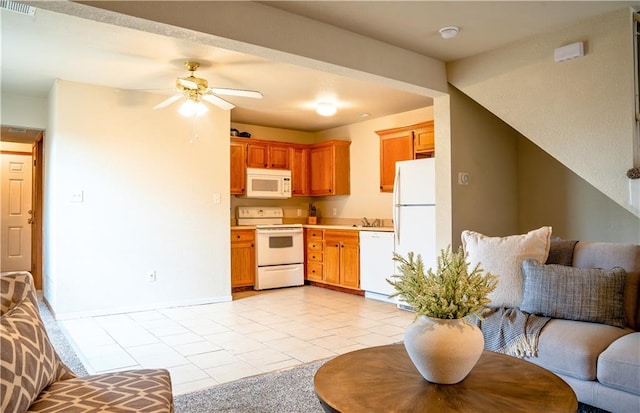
[231,224,393,232]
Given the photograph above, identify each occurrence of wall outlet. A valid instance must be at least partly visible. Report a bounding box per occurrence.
[297,208,302,217]
[147,270,156,282]
[332,207,337,216]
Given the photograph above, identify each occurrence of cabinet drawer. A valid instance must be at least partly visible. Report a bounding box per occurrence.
[307,241,324,251]
[307,262,323,281]
[325,231,359,245]
[231,230,255,243]
[307,250,323,262]
[307,229,324,240]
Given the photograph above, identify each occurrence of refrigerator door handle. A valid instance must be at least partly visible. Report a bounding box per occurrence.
[393,168,400,245]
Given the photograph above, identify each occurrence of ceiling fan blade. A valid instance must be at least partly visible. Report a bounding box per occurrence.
[202,94,235,110]
[153,94,183,109]
[210,88,263,99]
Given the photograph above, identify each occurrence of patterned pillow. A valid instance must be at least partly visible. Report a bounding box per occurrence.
[520,259,627,328]
[461,226,552,308]
[1,293,66,412]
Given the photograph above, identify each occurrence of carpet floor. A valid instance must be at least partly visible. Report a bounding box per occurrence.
[39,298,608,413]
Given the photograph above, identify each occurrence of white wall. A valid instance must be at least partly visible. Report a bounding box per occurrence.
[44,80,232,318]
[448,7,639,218]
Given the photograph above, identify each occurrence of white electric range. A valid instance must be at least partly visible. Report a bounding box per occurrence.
[236,207,304,290]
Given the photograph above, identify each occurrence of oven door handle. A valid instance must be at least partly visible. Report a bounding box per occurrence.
[256,229,303,236]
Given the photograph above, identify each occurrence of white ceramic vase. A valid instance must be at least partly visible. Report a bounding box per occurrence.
[404,315,484,384]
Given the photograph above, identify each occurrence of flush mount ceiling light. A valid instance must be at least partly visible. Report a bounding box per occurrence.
[316,102,337,117]
[439,26,459,39]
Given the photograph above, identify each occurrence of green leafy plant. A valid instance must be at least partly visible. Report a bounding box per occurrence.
[387,246,498,320]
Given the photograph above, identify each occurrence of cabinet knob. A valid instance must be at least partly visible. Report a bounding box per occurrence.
[264,163,268,167]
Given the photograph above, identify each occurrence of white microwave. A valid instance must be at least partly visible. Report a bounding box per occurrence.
[246,168,292,199]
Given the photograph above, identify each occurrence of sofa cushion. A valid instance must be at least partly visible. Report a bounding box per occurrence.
[28,369,174,412]
[520,259,627,328]
[1,291,69,413]
[545,238,578,266]
[461,226,552,308]
[527,318,632,380]
[597,332,640,396]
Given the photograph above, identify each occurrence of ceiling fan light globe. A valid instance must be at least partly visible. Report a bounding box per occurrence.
[178,99,209,117]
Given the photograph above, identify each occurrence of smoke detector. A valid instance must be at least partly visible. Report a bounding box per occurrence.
[439,26,459,39]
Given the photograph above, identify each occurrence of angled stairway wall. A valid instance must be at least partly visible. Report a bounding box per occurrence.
[447,7,639,225]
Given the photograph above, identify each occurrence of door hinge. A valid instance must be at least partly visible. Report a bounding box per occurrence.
[33,159,37,167]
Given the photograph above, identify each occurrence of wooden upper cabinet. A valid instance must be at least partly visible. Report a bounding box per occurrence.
[290,145,309,196]
[378,130,413,193]
[377,121,435,193]
[230,139,247,195]
[413,121,435,156]
[309,141,351,196]
[246,141,291,169]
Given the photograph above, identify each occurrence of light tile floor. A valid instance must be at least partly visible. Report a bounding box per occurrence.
[60,286,414,395]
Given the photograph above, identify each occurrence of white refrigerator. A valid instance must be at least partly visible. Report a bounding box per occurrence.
[393,158,437,274]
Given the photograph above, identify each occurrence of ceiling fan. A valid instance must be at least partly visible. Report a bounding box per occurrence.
[153,61,263,115]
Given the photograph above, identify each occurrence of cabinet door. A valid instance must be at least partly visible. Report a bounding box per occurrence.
[269,144,291,169]
[230,140,247,195]
[341,242,360,289]
[246,142,269,168]
[291,146,309,196]
[309,145,334,195]
[413,122,434,156]
[231,230,255,287]
[324,239,341,285]
[379,133,413,193]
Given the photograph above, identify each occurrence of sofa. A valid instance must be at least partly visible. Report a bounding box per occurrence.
[528,240,640,413]
[462,228,640,413]
[0,271,174,412]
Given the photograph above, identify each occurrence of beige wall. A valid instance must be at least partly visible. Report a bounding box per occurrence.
[231,122,316,144]
[518,137,640,243]
[43,80,232,318]
[1,92,48,130]
[313,107,433,222]
[448,86,520,247]
[448,7,639,219]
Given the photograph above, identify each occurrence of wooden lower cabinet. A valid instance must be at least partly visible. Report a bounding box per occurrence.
[321,230,360,290]
[305,229,324,282]
[231,229,255,288]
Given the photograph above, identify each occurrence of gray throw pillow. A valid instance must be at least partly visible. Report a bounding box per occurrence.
[520,259,626,328]
[545,237,578,266]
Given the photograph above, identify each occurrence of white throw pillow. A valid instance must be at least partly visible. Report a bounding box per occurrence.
[461,227,552,308]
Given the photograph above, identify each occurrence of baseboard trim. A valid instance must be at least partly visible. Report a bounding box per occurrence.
[48,295,233,320]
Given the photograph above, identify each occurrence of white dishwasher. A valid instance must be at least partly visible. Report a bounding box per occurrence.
[359,231,397,304]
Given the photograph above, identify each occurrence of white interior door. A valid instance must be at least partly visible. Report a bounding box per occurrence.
[1,153,33,272]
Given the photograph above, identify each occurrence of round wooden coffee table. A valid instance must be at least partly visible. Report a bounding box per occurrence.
[314,343,577,412]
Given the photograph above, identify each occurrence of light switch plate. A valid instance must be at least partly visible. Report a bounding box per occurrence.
[458,172,470,185]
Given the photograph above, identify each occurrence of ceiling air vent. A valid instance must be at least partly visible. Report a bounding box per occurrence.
[0,0,36,16]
